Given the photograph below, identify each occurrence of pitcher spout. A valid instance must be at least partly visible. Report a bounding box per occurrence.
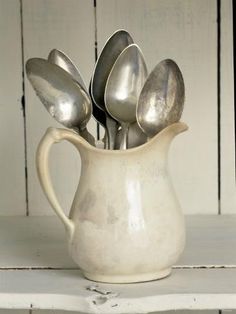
[146,122,188,154]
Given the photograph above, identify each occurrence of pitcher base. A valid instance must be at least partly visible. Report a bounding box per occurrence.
[83,268,171,283]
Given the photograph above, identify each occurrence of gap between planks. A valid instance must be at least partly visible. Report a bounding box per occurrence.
[217,0,222,214]
[19,0,29,216]
[1,265,236,271]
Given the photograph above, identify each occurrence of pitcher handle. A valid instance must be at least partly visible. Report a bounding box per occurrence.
[36,127,79,240]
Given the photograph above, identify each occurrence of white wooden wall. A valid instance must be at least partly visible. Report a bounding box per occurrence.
[0,5,234,314]
[0,0,234,289]
[221,0,236,213]
[0,0,234,287]
[0,0,234,218]
[0,0,25,214]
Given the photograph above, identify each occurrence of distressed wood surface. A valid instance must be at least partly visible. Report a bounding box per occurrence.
[33,312,75,314]
[0,311,28,314]
[220,0,236,214]
[0,215,235,269]
[0,216,76,269]
[96,0,218,214]
[0,310,74,314]
[0,0,26,215]
[0,309,219,314]
[0,310,77,314]
[0,268,236,312]
[22,0,96,216]
[34,310,218,314]
[178,215,236,266]
[0,310,218,314]
[33,311,76,314]
[0,310,223,314]
[33,311,218,314]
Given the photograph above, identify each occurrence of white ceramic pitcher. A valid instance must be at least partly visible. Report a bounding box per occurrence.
[36,122,188,283]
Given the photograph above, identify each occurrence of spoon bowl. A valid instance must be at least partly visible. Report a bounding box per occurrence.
[137,59,185,138]
[26,58,94,145]
[91,29,133,111]
[48,49,87,91]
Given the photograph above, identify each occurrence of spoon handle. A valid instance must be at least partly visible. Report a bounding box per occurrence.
[79,127,95,146]
[103,130,109,149]
[106,115,118,150]
[119,122,129,150]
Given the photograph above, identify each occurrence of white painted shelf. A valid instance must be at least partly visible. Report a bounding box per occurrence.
[0,215,236,312]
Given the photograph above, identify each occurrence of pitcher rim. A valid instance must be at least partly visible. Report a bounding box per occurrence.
[73,121,188,154]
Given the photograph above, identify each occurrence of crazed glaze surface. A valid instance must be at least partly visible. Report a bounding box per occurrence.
[36,122,188,283]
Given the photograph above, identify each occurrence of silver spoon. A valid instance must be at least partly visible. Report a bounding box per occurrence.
[48,49,87,91]
[26,58,95,145]
[47,49,106,147]
[91,29,133,149]
[89,81,107,148]
[137,59,185,139]
[105,44,148,150]
[48,49,100,146]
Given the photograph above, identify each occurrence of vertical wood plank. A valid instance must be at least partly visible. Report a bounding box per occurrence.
[22,0,95,215]
[96,0,218,214]
[0,0,26,215]
[221,0,236,213]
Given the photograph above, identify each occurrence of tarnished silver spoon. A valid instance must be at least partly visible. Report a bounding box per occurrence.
[105,44,148,150]
[91,29,133,149]
[26,58,95,145]
[137,59,185,138]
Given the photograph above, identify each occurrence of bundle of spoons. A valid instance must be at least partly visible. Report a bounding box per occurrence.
[26,29,185,150]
